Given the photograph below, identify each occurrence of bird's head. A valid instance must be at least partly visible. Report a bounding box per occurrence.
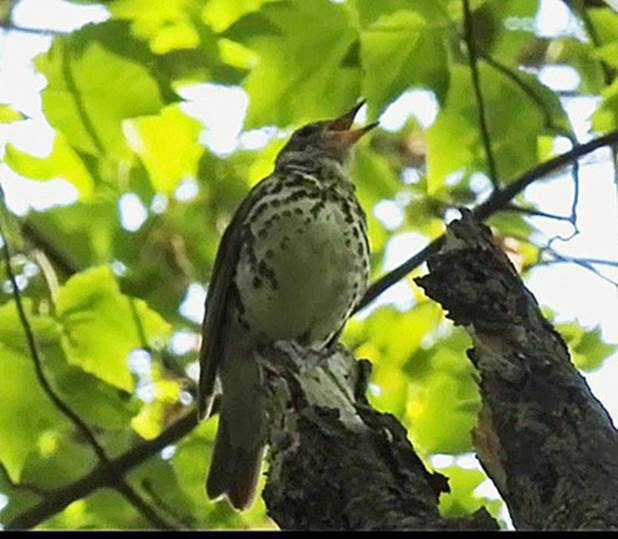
[275,101,378,169]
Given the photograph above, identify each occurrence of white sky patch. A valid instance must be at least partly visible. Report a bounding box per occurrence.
[160,445,176,460]
[534,0,573,37]
[553,136,573,154]
[111,260,128,277]
[429,453,455,469]
[0,32,50,118]
[373,199,404,231]
[150,193,168,214]
[13,0,109,33]
[179,283,207,324]
[180,390,194,405]
[538,65,581,92]
[127,349,152,376]
[174,177,199,202]
[563,96,601,141]
[239,127,282,151]
[169,329,199,356]
[179,84,248,156]
[185,360,199,382]
[118,193,148,232]
[379,90,438,131]
[354,279,414,321]
[0,164,79,215]
[383,232,429,273]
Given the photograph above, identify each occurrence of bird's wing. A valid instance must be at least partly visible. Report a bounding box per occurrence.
[197,178,270,420]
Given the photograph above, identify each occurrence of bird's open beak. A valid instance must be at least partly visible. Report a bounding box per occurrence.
[325,100,379,147]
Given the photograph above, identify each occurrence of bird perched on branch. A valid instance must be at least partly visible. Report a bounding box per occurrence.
[198,101,376,510]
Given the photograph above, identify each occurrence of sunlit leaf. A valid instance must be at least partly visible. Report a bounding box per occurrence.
[226,0,360,128]
[439,466,503,520]
[56,266,171,391]
[36,36,164,159]
[558,323,617,372]
[0,302,67,482]
[5,133,95,197]
[0,104,24,123]
[125,105,204,194]
[360,9,448,118]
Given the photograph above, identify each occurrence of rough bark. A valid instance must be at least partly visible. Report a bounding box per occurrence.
[416,210,618,530]
[255,342,498,530]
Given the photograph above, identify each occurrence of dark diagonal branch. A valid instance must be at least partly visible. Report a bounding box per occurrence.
[0,212,108,463]
[462,0,499,189]
[357,128,618,311]
[0,203,177,529]
[5,412,198,530]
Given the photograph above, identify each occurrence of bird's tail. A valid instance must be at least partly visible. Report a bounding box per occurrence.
[206,414,265,511]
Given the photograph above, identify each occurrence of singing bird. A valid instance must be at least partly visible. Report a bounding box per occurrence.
[198,102,376,510]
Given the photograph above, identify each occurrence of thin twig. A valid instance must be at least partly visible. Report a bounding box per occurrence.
[462,0,499,189]
[0,462,48,497]
[0,211,108,463]
[357,129,618,311]
[1,203,177,530]
[5,412,198,530]
[0,23,64,36]
[503,203,573,222]
[540,250,618,289]
[115,480,178,530]
[142,478,196,528]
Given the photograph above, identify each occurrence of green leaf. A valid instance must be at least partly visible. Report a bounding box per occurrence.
[350,143,402,252]
[202,0,283,32]
[0,302,67,482]
[346,303,444,417]
[592,79,618,133]
[226,0,360,128]
[354,0,453,27]
[469,0,539,64]
[0,104,24,123]
[4,133,95,197]
[130,364,181,439]
[425,63,568,193]
[360,9,448,118]
[558,323,617,371]
[125,105,204,195]
[439,466,503,519]
[405,328,480,454]
[56,266,171,391]
[36,36,164,159]
[110,0,202,54]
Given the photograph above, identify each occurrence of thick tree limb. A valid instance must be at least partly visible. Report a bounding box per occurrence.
[416,211,618,530]
[256,343,498,530]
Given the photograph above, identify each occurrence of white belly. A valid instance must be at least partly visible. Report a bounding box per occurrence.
[234,195,368,347]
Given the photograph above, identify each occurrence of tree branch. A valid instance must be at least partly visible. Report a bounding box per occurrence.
[115,480,178,530]
[0,210,108,463]
[5,412,198,530]
[357,128,618,311]
[416,212,618,529]
[257,343,498,530]
[462,0,499,189]
[0,23,64,36]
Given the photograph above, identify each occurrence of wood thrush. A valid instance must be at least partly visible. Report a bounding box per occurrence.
[198,102,376,510]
